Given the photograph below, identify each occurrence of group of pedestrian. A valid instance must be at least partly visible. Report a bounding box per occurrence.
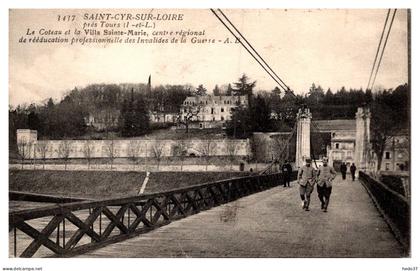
[295,157,357,212]
[340,162,357,181]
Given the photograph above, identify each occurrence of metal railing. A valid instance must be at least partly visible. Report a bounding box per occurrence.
[9,172,290,258]
[358,171,410,252]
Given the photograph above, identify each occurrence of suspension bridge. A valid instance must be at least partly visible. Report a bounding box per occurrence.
[8,8,409,258]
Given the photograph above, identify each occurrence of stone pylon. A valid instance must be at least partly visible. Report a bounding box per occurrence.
[295,107,312,168]
[355,107,371,170]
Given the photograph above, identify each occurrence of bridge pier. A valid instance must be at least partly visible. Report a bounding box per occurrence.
[355,107,371,171]
[295,107,312,168]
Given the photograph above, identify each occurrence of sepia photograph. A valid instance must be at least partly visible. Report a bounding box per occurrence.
[2,3,417,270]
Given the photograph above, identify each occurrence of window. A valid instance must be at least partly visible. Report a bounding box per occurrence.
[221,108,224,112]
[213,117,215,121]
[199,123,203,129]
[385,152,391,159]
[221,116,224,121]
[335,143,339,149]
[385,163,390,170]
[211,108,214,114]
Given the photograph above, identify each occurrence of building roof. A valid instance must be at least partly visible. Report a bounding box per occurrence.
[183,95,248,106]
[312,119,356,132]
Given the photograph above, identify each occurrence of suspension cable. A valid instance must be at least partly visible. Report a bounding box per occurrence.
[217,9,291,92]
[210,9,289,92]
[366,9,391,91]
[370,9,397,91]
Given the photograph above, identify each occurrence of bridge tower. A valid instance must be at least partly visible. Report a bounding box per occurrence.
[295,107,312,168]
[355,106,371,170]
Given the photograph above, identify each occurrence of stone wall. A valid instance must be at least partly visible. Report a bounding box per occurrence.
[16,131,251,160]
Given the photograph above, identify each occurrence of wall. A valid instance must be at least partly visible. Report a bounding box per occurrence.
[16,130,251,159]
[252,132,294,163]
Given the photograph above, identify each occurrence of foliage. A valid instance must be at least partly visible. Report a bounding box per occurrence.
[233,74,256,96]
[225,95,273,138]
[370,83,409,170]
[195,84,207,96]
[119,90,150,137]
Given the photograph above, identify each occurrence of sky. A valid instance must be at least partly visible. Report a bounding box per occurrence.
[9,9,409,106]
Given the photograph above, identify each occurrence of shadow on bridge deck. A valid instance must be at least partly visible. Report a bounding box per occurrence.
[78,176,405,258]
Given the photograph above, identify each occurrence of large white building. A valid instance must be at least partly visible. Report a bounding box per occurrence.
[179,95,248,129]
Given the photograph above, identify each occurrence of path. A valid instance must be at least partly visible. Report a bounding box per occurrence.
[79,176,405,258]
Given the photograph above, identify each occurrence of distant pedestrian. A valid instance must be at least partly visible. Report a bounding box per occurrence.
[350,163,356,181]
[282,160,293,187]
[340,162,347,180]
[297,158,317,211]
[316,157,336,212]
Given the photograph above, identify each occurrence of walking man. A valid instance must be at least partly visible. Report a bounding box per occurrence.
[316,157,336,212]
[282,159,293,187]
[350,163,357,181]
[340,162,347,180]
[298,158,317,211]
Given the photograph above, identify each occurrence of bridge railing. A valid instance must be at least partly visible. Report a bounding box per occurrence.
[9,172,291,258]
[358,171,410,251]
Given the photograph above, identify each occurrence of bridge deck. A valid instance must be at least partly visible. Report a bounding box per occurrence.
[79,176,405,258]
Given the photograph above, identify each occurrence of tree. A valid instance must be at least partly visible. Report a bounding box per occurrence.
[195,84,207,96]
[251,95,273,132]
[225,105,253,139]
[127,140,141,170]
[36,141,49,170]
[233,74,256,97]
[213,85,221,96]
[226,140,238,170]
[57,140,71,170]
[172,140,189,171]
[200,140,214,171]
[152,142,164,171]
[271,86,281,96]
[104,139,116,170]
[28,109,42,131]
[307,83,324,105]
[120,91,150,137]
[17,138,32,169]
[83,140,94,170]
[226,83,233,96]
[177,105,201,134]
[225,95,273,139]
[370,84,409,171]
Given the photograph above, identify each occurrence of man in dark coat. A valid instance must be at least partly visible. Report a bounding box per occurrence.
[316,157,336,212]
[297,158,317,211]
[282,160,293,187]
[340,162,347,180]
[350,163,356,181]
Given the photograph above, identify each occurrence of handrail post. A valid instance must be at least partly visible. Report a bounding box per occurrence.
[13,227,17,257]
[128,208,130,228]
[99,212,102,238]
[63,218,66,249]
[56,220,60,246]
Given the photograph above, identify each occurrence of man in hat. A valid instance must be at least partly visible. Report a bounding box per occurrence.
[281,159,293,187]
[316,157,336,212]
[340,162,347,180]
[350,163,357,181]
[297,157,317,211]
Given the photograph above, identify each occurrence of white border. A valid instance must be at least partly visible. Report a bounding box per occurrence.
[1,1,418,271]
